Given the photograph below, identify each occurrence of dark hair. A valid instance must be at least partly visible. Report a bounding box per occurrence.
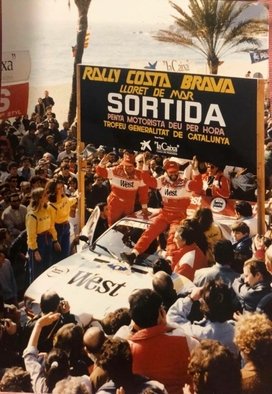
[97,338,132,381]
[194,208,214,232]
[0,367,32,392]
[9,192,20,203]
[101,308,131,335]
[231,221,250,235]
[20,155,32,164]
[40,290,61,313]
[235,201,253,217]
[256,293,272,320]
[68,176,78,186]
[176,225,195,245]
[207,162,225,172]
[244,259,271,282]
[54,323,84,361]
[0,161,8,172]
[29,175,43,186]
[0,227,8,242]
[179,219,208,253]
[153,258,172,275]
[7,161,19,171]
[129,288,162,328]
[6,174,18,183]
[214,240,234,266]
[45,178,64,203]
[45,348,70,392]
[201,280,234,322]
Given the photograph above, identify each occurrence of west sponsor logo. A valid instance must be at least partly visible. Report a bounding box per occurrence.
[120,180,134,188]
[67,270,126,297]
[164,189,178,196]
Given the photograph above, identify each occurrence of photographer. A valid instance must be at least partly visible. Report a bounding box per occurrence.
[22,290,77,353]
[0,317,22,368]
[167,280,238,356]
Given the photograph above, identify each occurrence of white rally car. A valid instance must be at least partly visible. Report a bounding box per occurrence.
[24,208,193,326]
[24,195,258,326]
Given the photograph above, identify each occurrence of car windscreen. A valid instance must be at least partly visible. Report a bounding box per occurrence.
[91,218,159,267]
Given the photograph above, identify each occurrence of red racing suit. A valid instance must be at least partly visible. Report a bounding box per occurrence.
[133,169,195,256]
[96,164,148,225]
[171,243,208,281]
[190,171,230,198]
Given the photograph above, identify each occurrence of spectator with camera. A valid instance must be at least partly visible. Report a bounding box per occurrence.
[22,290,77,353]
[167,280,238,356]
[0,297,21,368]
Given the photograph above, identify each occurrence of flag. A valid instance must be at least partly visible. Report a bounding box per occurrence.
[249,49,269,64]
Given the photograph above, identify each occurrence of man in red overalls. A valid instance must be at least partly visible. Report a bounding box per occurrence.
[96,151,148,226]
[121,156,197,265]
[192,160,230,198]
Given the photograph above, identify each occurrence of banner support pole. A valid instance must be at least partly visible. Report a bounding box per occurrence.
[256,78,265,235]
[76,64,86,231]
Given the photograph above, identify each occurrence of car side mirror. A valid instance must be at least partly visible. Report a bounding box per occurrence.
[79,235,90,245]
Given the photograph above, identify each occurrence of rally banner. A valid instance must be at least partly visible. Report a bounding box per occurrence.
[0,82,29,119]
[2,51,31,84]
[78,65,258,172]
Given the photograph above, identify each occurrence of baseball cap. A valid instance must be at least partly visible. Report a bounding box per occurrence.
[164,160,179,173]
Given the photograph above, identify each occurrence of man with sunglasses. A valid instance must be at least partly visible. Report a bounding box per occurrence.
[190,158,230,199]
[2,193,27,240]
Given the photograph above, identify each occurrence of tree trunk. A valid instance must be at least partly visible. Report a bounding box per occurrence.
[68,0,92,126]
[207,52,219,75]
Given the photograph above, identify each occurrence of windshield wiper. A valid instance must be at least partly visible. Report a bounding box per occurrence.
[92,243,119,260]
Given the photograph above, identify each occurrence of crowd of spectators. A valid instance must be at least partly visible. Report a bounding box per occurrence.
[0,96,272,393]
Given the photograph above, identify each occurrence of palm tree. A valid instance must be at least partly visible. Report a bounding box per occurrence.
[153,0,268,74]
[67,0,92,126]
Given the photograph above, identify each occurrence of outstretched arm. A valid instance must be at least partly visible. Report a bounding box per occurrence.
[27,312,61,349]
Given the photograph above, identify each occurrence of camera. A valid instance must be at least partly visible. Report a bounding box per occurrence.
[58,298,67,314]
[0,318,10,329]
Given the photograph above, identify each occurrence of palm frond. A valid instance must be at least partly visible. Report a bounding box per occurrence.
[153,0,268,74]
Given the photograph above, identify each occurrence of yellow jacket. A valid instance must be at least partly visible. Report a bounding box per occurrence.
[48,196,77,223]
[26,206,57,250]
[48,196,77,239]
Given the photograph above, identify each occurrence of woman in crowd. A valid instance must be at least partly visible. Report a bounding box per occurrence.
[53,322,90,376]
[23,312,70,393]
[184,339,241,394]
[45,178,78,262]
[193,207,222,265]
[234,312,272,394]
[26,187,60,282]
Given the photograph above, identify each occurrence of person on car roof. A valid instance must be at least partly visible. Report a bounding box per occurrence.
[96,151,148,226]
